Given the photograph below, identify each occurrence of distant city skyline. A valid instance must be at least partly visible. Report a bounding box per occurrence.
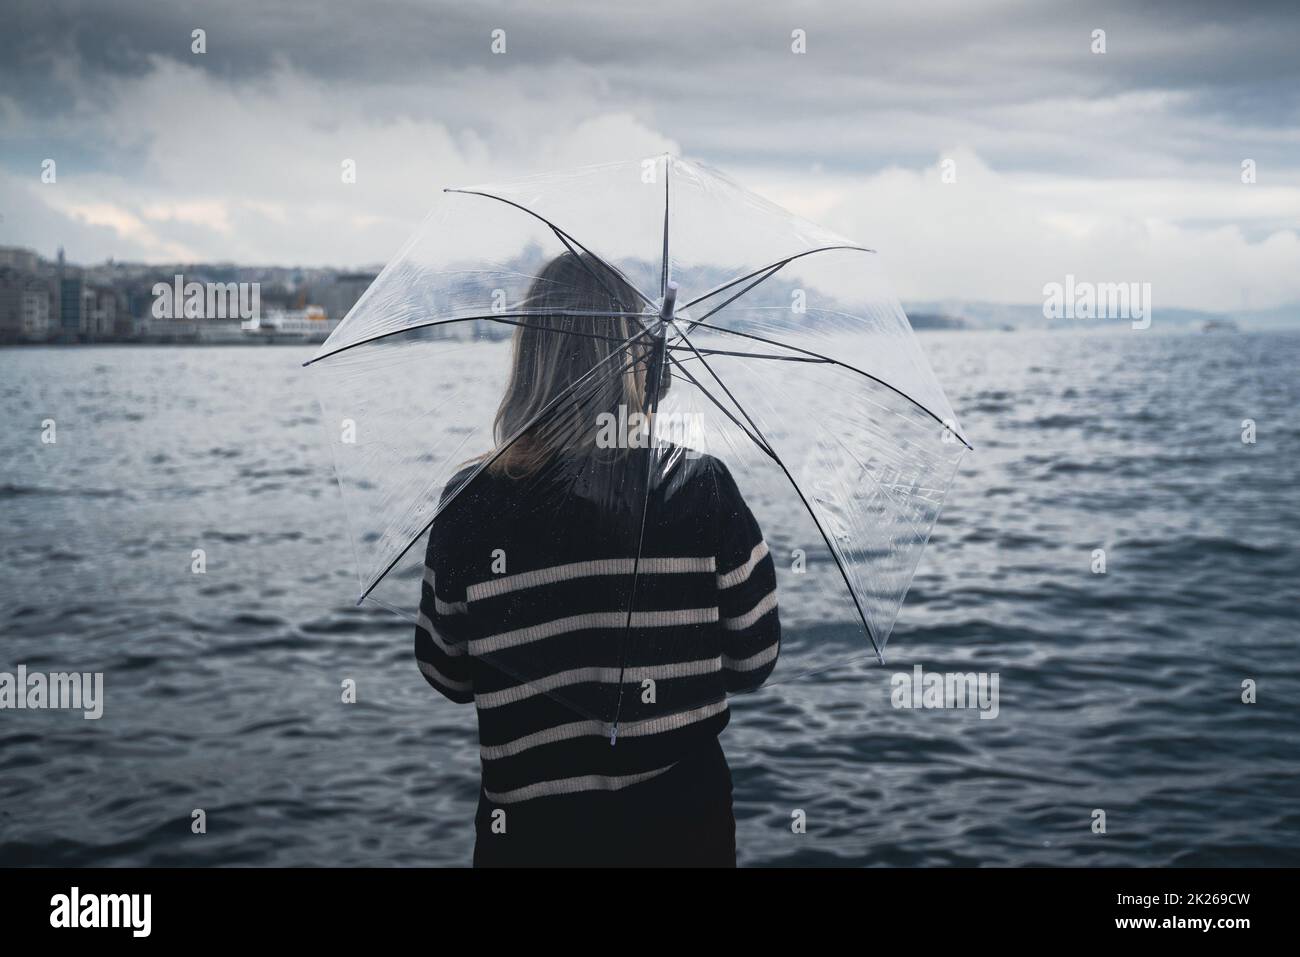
[0,242,376,343]
[4,239,1289,348]
[2,1,1300,311]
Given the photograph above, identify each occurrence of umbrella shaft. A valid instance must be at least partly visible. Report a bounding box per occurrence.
[645,331,667,415]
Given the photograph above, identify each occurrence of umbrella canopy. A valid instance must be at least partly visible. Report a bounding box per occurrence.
[304,154,970,727]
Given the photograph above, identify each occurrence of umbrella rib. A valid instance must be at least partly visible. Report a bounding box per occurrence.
[302,311,647,366]
[549,227,622,302]
[547,227,653,332]
[689,260,787,326]
[750,351,939,546]
[672,245,971,451]
[670,326,885,663]
[676,319,973,451]
[663,351,773,455]
[682,342,956,545]
[491,315,655,347]
[445,187,657,309]
[680,244,874,311]
[668,345,829,364]
[353,326,656,604]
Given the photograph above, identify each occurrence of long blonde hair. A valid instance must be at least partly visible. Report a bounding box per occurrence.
[490,252,654,478]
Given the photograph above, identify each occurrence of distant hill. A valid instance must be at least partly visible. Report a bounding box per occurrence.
[902,300,1300,332]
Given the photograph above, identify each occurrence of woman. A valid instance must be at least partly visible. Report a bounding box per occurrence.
[413,251,780,867]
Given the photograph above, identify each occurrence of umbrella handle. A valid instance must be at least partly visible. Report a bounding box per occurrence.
[645,329,667,415]
[644,280,678,413]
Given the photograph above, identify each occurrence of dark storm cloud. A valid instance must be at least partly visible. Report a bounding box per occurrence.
[3,0,1298,301]
[4,0,1297,150]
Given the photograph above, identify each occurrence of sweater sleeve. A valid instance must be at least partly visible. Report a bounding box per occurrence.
[713,460,780,694]
[414,522,475,704]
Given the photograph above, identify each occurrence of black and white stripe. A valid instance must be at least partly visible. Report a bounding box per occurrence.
[414,451,779,804]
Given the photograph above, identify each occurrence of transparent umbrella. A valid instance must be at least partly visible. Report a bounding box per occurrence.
[304,154,970,730]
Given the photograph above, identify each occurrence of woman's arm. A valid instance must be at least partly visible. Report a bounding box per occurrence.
[414,531,475,704]
[714,462,780,694]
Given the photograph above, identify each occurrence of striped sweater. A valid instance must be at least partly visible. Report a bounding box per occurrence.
[414,448,780,804]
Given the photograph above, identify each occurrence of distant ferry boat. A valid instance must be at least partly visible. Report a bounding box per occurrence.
[1201,318,1239,333]
[249,306,340,343]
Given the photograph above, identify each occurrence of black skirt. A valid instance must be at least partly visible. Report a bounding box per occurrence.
[473,736,736,868]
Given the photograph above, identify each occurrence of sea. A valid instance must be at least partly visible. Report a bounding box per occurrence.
[1,327,1297,866]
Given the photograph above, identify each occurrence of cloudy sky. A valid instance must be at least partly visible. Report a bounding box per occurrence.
[2,0,1298,309]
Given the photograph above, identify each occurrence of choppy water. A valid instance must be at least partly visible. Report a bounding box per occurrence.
[1,330,1297,866]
